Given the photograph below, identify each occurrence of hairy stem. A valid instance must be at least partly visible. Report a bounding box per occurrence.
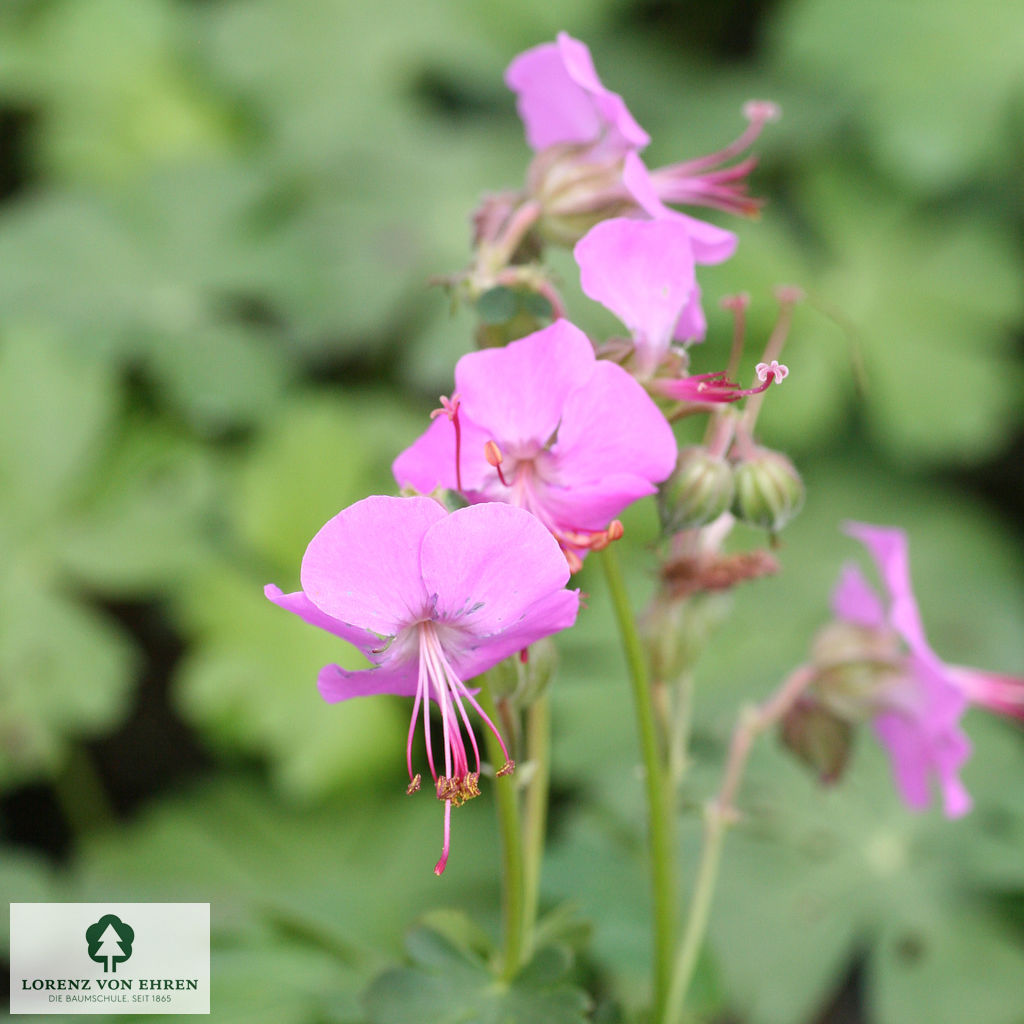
[600,545,676,1018]
[665,665,816,1023]
[521,693,551,959]
[479,676,526,980]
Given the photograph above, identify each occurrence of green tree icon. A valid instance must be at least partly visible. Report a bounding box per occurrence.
[85,914,134,973]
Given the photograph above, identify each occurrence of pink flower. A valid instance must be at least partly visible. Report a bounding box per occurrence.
[835,522,1024,817]
[505,32,772,238]
[266,496,579,874]
[392,319,677,567]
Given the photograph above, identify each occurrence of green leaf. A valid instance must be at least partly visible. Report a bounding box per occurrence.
[0,576,136,789]
[476,286,518,325]
[54,424,217,593]
[363,924,590,1024]
[174,563,402,800]
[772,0,1024,189]
[0,327,118,524]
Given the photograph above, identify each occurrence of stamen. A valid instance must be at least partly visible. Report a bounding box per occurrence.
[720,293,750,381]
[406,774,422,795]
[647,104,780,216]
[485,440,512,487]
[431,393,463,494]
[496,760,516,778]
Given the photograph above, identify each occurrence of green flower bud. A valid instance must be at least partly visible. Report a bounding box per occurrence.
[779,694,855,785]
[658,446,735,532]
[731,447,804,533]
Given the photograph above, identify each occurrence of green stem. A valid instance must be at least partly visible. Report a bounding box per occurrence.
[479,677,526,980]
[600,545,676,1018]
[664,666,817,1024]
[521,693,551,959]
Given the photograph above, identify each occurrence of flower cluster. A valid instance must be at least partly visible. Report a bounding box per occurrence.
[266,33,1016,888]
[266,32,790,874]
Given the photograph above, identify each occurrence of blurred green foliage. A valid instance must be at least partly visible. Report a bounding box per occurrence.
[1,0,1021,1021]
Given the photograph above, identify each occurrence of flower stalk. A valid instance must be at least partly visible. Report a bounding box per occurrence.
[665,665,816,1024]
[600,544,676,1018]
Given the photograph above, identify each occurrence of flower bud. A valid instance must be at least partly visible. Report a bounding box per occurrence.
[731,447,804,533]
[658,446,735,532]
[779,694,855,785]
[527,146,632,247]
[808,621,904,721]
[487,637,558,709]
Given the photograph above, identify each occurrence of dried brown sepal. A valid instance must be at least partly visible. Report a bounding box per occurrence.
[660,549,780,600]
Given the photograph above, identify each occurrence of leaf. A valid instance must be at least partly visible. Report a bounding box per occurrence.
[54,424,217,593]
[363,924,590,1024]
[0,575,137,789]
[0,327,118,524]
[174,563,402,800]
[771,0,1024,189]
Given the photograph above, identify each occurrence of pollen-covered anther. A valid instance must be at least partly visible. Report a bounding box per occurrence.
[496,759,516,778]
[406,773,422,795]
[436,773,482,807]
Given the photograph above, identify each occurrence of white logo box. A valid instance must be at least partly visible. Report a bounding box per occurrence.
[10,903,209,1015]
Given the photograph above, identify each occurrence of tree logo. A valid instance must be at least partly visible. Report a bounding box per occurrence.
[85,914,135,973]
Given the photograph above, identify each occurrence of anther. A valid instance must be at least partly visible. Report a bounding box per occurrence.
[496,760,516,778]
[484,440,512,487]
[406,774,422,795]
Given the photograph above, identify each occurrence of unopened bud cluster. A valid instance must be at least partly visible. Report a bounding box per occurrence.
[659,443,804,535]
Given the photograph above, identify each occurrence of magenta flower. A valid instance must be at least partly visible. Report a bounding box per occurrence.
[834,522,1024,817]
[266,495,579,874]
[505,32,772,237]
[392,319,677,568]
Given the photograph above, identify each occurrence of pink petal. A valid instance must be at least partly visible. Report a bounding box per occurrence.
[455,319,597,454]
[454,588,581,679]
[504,33,648,153]
[264,584,381,652]
[575,217,697,374]
[843,522,932,658]
[419,502,575,643]
[551,359,677,489]
[673,282,707,343]
[317,660,420,702]
[947,665,1024,719]
[873,654,971,818]
[539,474,660,533]
[300,495,445,638]
[831,565,886,629]
[622,152,737,265]
[392,411,493,495]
